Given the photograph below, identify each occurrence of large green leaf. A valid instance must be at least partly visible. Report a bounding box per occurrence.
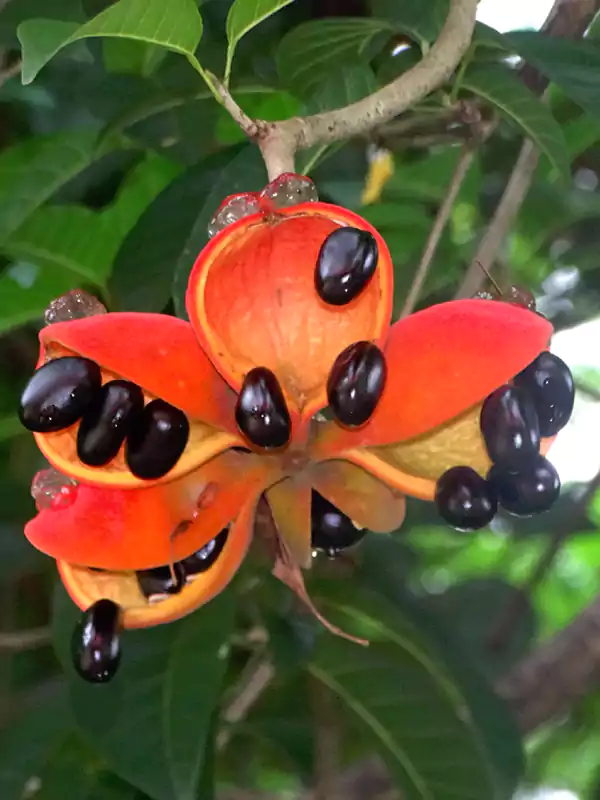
[508,31,600,119]
[306,62,378,113]
[18,0,204,84]
[0,686,72,800]
[276,18,393,99]
[1,154,180,302]
[225,0,295,83]
[53,583,236,800]
[369,0,449,46]
[309,579,524,799]
[171,146,267,317]
[461,62,570,181]
[0,263,78,335]
[0,130,116,242]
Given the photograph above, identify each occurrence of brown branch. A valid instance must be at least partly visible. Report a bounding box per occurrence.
[217,658,275,751]
[400,145,476,317]
[0,58,21,90]
[0,626,51,651]
[455,0,600,298]
[455,138,540,298]
[217,0,479,179]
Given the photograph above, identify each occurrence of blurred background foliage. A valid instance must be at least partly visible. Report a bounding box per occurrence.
[1,0,600,798]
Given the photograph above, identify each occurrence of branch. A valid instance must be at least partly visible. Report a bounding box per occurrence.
[455,0,600,298]
[216,0,479,179]
[217,658,275,751]
[0,626,51,651]
[400,145,476,317]
[0,58,21,90]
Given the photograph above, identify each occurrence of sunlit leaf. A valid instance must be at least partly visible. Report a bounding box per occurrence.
[18,0,203,84]
[226,0,295,83]
[0,130,117,242]
[462,62,570,181]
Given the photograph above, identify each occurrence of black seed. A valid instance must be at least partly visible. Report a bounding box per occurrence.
[77,380,144,467]
[480,385,540,469]
[311,491,366,556]
[71,598,121,684]
[180,528,229,576]
[137,563,186,598]
[513,352,574,437]
[315,227,378,306]
[435,466,498,531]
[19,356,101,433]
[235,367,291,449]
[327,341,386,427]
[487,455,560,517]
[125,399,189,480]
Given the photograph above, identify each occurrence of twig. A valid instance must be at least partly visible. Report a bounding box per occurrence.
[0,58,21,89]
[216,0,479,179]
[0,626,51,651]
[455,138,540,299]
[400,145,476,317]
[488,470,600,653]
[311,678,341,800]
[217,658,275,751]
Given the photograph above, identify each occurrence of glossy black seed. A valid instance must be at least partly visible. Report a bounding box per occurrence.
[137,563,186,598]
[71,598,121,684]
[435,466,498,531]
[180,528,229,576]
[487,456,560,517]
[125,399,189,480]
[19,356,101,433]
[327,341,386,428]
[315,227,378,306]
[480,385,540,469]
[311,491,366,556]
[77,380,144,467]
[513,352,575,437]
[235,367,291,449]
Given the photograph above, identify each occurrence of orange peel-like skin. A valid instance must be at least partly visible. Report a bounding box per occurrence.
[23,186,561,631]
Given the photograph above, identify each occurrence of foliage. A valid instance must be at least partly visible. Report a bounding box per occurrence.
[1,0,600,798]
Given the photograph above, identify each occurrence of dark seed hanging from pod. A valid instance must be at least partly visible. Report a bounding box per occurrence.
[315,227,378,306]
[71,598,121,684]
[125,399,189,480]
[235,367,291,449]
[435,466,498,531]
[311,491,366,557]
[327,341,387,428]
[137,563,186,598]
[513,352,574,437]
[480,385,540,470]
[77,380,144,467]
[487,455,560,517]
[180,528,229,577]
[19,356,102,433]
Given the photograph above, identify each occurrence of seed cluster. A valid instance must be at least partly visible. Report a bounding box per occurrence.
[435,352,574,531]
[71,528,230,683]
[19,357,190,480]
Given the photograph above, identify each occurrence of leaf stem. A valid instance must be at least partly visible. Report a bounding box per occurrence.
[185,55,226,108]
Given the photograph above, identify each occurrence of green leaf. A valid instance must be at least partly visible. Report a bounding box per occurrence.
[171,146,267,317]
[277,18,392,99]
[0,130,116,242]
[53,583,236,800]
[369,0,449,47]
[426,578,536,680]
[1,154,180,292]
[306,63,378,113]
[103,38,168,78]
[0,686,72,799]
[309,581,524,799]
[461,62,570,181]
[18,0,204,85]
[508,31,600,119]
[0,263,78,335]
[225,0,295,84]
